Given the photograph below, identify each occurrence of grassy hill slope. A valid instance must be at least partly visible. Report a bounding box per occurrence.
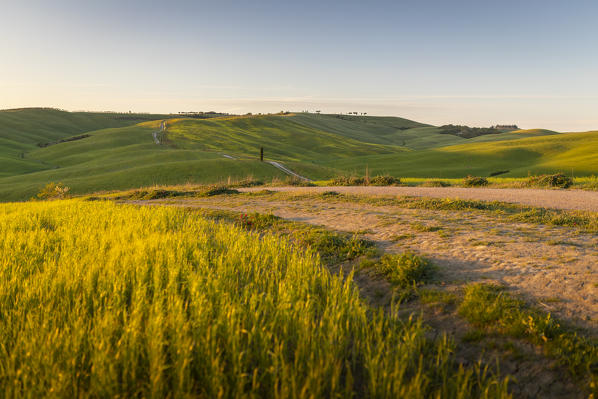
[0,108,174,177]
[1,109,595,200]
[0,108,171,154]
[290,113,470,149]
[327,130,598,178]
[164,115,405,160]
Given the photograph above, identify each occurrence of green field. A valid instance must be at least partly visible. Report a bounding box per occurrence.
[1,108,596,200]
[0,200,508,397]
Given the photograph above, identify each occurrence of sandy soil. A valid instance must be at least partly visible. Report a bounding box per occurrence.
[140,194,598,334]
[240,186,598,212]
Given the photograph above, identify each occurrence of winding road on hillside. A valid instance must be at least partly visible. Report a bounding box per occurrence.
[239,186,598,212]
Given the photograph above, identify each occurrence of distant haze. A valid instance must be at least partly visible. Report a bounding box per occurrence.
[1,0,597,131]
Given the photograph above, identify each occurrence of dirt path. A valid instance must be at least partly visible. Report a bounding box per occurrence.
[141,194,598,333]
[240,186,598,212]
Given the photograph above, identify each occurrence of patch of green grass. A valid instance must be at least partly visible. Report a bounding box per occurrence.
[458,284,598,393]
[0,200,514,397]
[375,253,434,288]
[326,129,598,178]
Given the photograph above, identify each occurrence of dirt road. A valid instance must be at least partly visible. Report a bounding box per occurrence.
[137,192,598,333]
[240,186,598,212]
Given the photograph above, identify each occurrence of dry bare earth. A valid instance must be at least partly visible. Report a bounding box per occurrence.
[138,191,598,334]
[129,190,598,398]
[243,186,598,212]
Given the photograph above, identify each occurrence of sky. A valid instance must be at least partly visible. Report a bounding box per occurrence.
[1,0,597,131]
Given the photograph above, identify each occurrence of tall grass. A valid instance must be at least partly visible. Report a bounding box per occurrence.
[0,201,508,397]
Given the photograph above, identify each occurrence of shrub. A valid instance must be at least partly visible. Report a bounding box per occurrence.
[331,175,398,186]
[420,180,450,187]
[370,175,400,186]
[527,173,572,189]
[330,176,367,186]
[198,185,240,197]
[35,182,70,200]
[298,230,375,261]
[377,253,434,288]
[232,177,264,188]
[463,176,488,187]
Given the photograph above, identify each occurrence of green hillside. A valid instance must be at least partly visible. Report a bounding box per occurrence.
[0,108,596,201]
[327,130,598,178]
[290,113,468,149]
[0,108,174,179]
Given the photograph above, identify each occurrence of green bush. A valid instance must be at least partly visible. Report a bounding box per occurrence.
[332,175,399,186]
[331,176,366,186]
[370,175,400,186]
[463,176,489,187]
[35,182,71,200]
[198,185,240,197]
[527,173,573,189]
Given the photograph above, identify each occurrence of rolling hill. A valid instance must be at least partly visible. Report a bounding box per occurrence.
[0,108,595,201]
[327,130,598,178]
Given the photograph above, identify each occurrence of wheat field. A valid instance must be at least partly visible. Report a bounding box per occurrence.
[0,200,508,398]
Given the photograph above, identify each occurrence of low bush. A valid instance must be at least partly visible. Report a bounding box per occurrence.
[35,182,71,200]
[297,230,375,261]
[527,173,573,189]
[463,176,489,187]
[370,175,401,186]
[331,175,400,186]
[331,176,366,186]
[420,180,451,187]
[197,185,240,197]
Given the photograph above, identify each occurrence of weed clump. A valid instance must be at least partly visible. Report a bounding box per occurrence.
[457,283,598,392]
[298,230,375,261]
[331,176,366,186]
[377,253,434,288]
[420,180,451,187]
[527,173,573,189]
[331,175,400,186]
[463,176,489,187]
[198,185,240,197]
[35,182,70,200]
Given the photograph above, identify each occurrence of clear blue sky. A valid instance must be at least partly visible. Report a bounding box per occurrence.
[1,0,597,131]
